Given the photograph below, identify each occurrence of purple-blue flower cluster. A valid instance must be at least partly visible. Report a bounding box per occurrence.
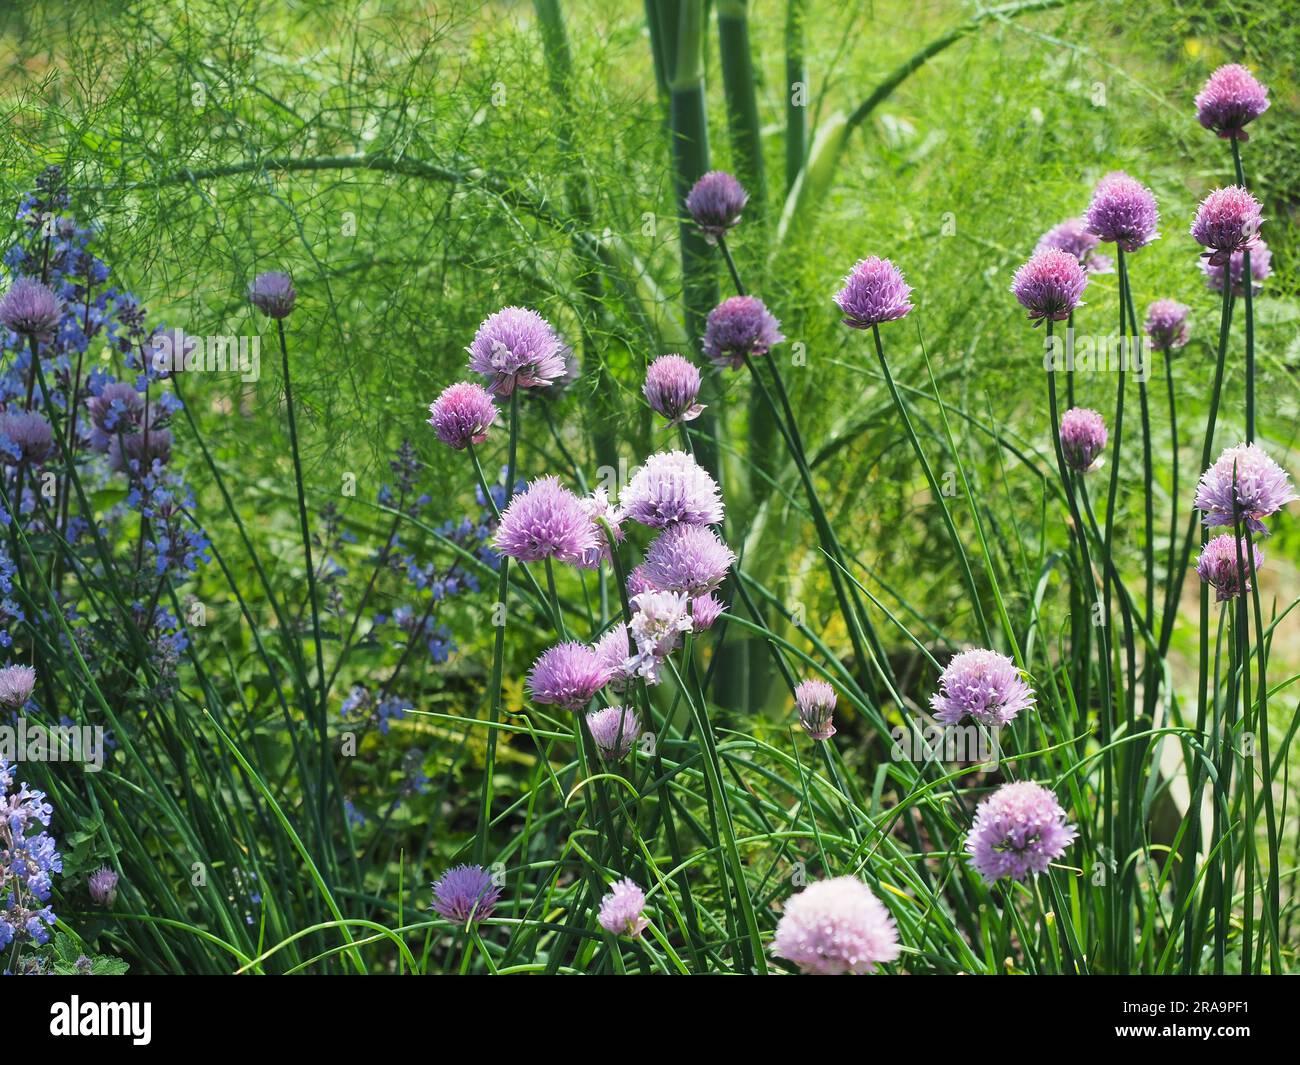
[0,168,205,672]
[0,758,62,955]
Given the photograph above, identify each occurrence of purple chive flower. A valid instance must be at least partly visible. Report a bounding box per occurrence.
[620,450,724,529]
[527,642,610,711]
[88,866,119,908]
[1195,64,1269,142]
[643,354,705,426]
[428,381,497,450]
[965,781,1077,884]
[1144,299,1190,352]
[795,679,837,741]
[690,593,725,631]
[432,864,501,925]
[1191,186,1263,266]
[108,425,173,474]
[627,590,694,681]
[1202,239,1271,296]
[1011,249,1088,323]
[0,412,54,464]
[1059,407,1108,473]
[466,306,568,395]
[703,295,784,369]
[598,878,649,938]
[772,876,901,975]
[1197,534,1264,602]
[494,475,601,564]
[642,524,735,596]
[593,622,633,691]
[833,256,914,329]
[86,381,146,452]
[1035,218,1113,273]
[930,648,1035,727]
[586,705,641,762]
[0,277,62,339]
[626,564,658,598]
[248,271,296,318]
[0,664,36,709]
[685,170,749,239]
[1193,442,1297,535]
[1085,171,1160,252]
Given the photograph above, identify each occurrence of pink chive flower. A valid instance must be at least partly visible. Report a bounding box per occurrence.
[432,864,501,925]
[626,564,658,598]
[494,475,602,564]
[930,648,1035,727]
[108,424,173,474]
[1144,300,1190,352]
[593,622,633,691]
[527,642,610,711]
[644,354,706,426]
[1035,218,1112,274]
[427,381,497,450]
[1202,239,1271,296]
[466,306,568,395]
[1195,64,1269,142]
[794,679,837,741]
[0,277,62,339]
[1059,407,1108,473]
[620,450,724,529]
[0,664,36,709]
[1197,534,1264,602]
[642,524,735,596]
[88,866,119,908]
[834,256,914,329]
[628,590,694,681]
[598,878,650,938]
[86,381,145,451]
[685,170,749,239]
[248,271,296,318]
[965,781,1077,884]
[0,412,54,464]
[1191,186,1264,265]
[1085,171,1160,251]
[690,593,725,631]
[703,296,784,369]
[1193,442,1297,535]
[1011,249,1088,323]
[772,876,901,975]
[586,706,641,763]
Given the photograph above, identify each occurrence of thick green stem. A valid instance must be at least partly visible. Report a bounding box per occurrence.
[655,0,721,481]
[716,0,766,210]
[783,0,807,196]
[533,0,619,474]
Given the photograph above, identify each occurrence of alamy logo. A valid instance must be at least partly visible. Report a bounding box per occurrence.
[1042,330,1151,382]
[889,721,1001,767]
[0,720,105,771]
[150,326,260,382]
[49,997,151,1045]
